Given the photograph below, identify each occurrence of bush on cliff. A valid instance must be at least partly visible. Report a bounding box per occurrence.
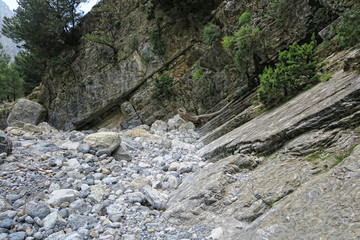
[258,35,320,108]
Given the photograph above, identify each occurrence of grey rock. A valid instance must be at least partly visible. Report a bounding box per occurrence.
[33,217,43,227]
[167,115,186,131]
[68,215,98,230]
[28,142,59,153]
[7,99,47,126]
[64,232,83,240]
[24,216,34,224]
[0,198,12,212]
[58,209,69,219]
[0,219,14,229]
[43,212,58,231]
[69,199,88,212]
[0,233,8,240]
[125,192,145,204]
[96,149,111,157]
[112,145,132,161]
[28,204,51,220]
[0,132,12,155]
[142,186,169,210]
[77,143,90,153]
[8,232,26,240]
[33,232,43,240]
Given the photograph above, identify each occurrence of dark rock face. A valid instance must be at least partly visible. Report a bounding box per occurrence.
[7,99,47,127]
[0,131,12,155]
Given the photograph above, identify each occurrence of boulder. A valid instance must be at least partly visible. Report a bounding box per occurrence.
[0,131,12,155]
[82,132,121,152]
[7,99,47,126]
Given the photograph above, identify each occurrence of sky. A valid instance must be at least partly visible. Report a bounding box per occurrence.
[3,0,100,13]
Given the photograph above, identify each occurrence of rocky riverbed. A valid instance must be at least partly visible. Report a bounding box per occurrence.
[0,117,219,240]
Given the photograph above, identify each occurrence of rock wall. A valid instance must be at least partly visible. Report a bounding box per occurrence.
[39,0,339,130]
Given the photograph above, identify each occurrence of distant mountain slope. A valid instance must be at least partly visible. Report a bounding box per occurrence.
[0,0,19,58]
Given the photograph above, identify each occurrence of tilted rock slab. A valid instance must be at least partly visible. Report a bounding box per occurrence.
[7,99,47,126]
[82,132,121,152]
[198,71,360,160]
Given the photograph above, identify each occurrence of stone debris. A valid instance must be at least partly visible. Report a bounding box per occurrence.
[0,119,214,239]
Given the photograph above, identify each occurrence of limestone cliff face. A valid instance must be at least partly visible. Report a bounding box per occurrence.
[39,0,341,130]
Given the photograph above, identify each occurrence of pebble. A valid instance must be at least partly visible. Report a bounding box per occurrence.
[0,118,214,239]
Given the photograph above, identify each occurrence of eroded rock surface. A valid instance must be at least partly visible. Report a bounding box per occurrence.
[198,71,360,160]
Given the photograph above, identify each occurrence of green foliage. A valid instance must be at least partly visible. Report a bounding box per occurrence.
[233,24,261,71]
[0,44,24,101]
[320,73,332,82]
[239,12,251,25]
[191,68,214,103]
[258,35,320,108]
[313,8,332,33]
[152,75,174,100]
[203,24,220,45]
[129,37,139,52]
[2,0,85,59]
[13,51,44,95]
[192,68,204,83]
[150,17,166,56]
[222,36,235,52]
[222,11,261,71]
[334,4,360,49]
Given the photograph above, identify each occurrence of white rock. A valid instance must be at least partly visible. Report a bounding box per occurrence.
[169,162,179,171]
[208,227,224,239]
[47,189,79,206]
[83,132,121,152]
[89,184,108,203]
[67,158,80,169]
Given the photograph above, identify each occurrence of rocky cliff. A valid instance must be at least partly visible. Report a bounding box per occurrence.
[39,0,345,131]
[0,0,19,59]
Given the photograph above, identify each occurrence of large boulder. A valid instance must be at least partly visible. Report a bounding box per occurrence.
[7,99,47,126]
[82,132,121,152]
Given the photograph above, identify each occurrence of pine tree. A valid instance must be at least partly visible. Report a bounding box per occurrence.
[1,0,86,59]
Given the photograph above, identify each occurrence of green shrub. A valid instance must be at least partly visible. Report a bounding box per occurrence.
[203,24,220,45]
[221,36,234,52]
[258,35,320,108]
[239,12,251,25]
[334,4,360,49]
[152,75,174,100]
[233,24,260,70]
